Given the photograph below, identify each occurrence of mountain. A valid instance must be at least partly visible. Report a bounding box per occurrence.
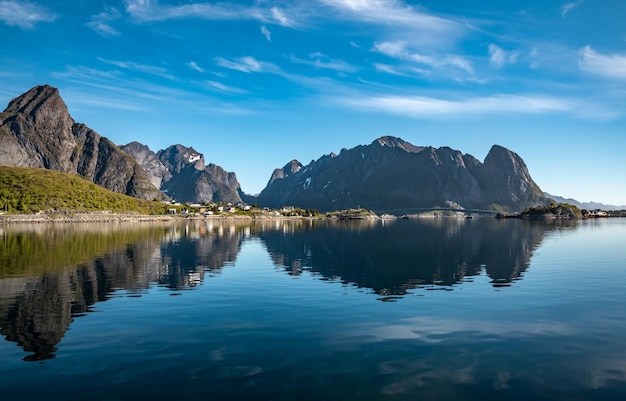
[0,85,164,200]
[254,136,548,212]
[119,141,172,189]
[544,192,626,211]
[122,142,242,204]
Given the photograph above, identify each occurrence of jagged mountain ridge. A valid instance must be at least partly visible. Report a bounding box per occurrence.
[121,142,242,204]
[254,136,548,212]
[1,85,549,210]
[0,85,241,204]
[0,85,164,200]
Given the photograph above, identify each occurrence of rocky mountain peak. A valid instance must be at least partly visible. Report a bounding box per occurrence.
[0,85,165,200]
[484,145,529,178]
[3,84,74,134]
[373,136,424,153]
[267,159,303,186]
[157,144,205,174]
[120,141,172,189]
[284,159,303,174]
[478,144,543,206]
[5,85,63,115]
[255,137,548,212]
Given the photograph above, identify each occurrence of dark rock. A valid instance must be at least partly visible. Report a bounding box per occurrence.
[155,144,242,204]
[254,136,549,212]
[120,141,172,189]
[0,85,164,200]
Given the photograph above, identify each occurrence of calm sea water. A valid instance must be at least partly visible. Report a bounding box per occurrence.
[0,218,625,400]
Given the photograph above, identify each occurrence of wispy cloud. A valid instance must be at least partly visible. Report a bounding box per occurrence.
[97,57,175,79]
[214,56,278,73]
[270,6,294,27]
[317,0,461,36]
[561,1,580,17]
[373,41,473,75]
[87,6,122,37]
[187,61,204,73]
[579,46,626,79]
[0,0,56,29]
[336,93,613,119]
[260,25,271,41]
[124,0,296,27]
[53,65,259,116]
[289,54,357,73]
[206,80,247,94]
[488,44,518,68]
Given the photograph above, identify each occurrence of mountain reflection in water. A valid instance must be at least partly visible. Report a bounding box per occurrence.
[260,218,555,296]
[0,218,573,361]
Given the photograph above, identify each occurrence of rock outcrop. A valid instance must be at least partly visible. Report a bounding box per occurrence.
[254,136,548,212]
[122,142,242,204]
[119,141,172,189]
[0,85,164,200]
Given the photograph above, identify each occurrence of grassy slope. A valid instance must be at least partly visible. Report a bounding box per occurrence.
[0,166,167,214]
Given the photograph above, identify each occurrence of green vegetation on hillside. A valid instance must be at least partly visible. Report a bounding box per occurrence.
[0,224,168,278]
[0,166,168,214]
[519,202,582,219]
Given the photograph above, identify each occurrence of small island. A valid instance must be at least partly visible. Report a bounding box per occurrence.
[497,203,626,220]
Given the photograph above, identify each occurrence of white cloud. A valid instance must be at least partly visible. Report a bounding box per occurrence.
[444,55,473,74]
[214,56,277,73]
[290,54,357,73]
[373,41,473,75]
[0,0,56,29]
[338,93,592,118]
[317,0,460,35]
[97,57,175,79]
[561,1,580,17]
[124,0,296,27]
[87,7,122,37]
[206,80,247,94]
[373,63,403,76]
[270,7,293,27]
[187,61,204,73]
[579,46,626,79]
[488,44,518,68]
[261,25,271,41]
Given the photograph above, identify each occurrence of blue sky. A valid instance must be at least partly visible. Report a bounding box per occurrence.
[1,0,625,205]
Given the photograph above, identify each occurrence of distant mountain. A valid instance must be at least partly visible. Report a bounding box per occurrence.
[544,192,626,211]
[122,142,242,204]
[254,136,549,212]
[0,85,164,200]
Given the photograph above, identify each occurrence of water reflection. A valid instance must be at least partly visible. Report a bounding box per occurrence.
[0,218,575,361]
[259,218,565,296]
[0,221,247,361]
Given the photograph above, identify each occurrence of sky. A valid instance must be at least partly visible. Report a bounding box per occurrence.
[0,0,625,205]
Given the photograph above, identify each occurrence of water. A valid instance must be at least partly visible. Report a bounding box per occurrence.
[0,218,625,400]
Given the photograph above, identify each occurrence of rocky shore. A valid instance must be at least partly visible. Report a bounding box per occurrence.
[0,210,380,223]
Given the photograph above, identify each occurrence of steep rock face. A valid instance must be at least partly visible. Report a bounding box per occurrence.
[157,144,205,175]
[153,144,242,204]
[267,160,303,186]
[475,145,545,207]
[255,136,548,212]
[120,141,172,188]
[0,85,164,200]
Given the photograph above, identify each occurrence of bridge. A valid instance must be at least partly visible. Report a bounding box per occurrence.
[372,207,500,217]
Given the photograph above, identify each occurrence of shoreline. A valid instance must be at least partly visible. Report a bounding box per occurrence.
[0,211,379,223]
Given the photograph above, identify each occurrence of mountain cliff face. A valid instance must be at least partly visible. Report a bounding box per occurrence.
[122,142,242,204]
[0,85,164,200]
[119,141,172,189]
[255,136,547,212]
